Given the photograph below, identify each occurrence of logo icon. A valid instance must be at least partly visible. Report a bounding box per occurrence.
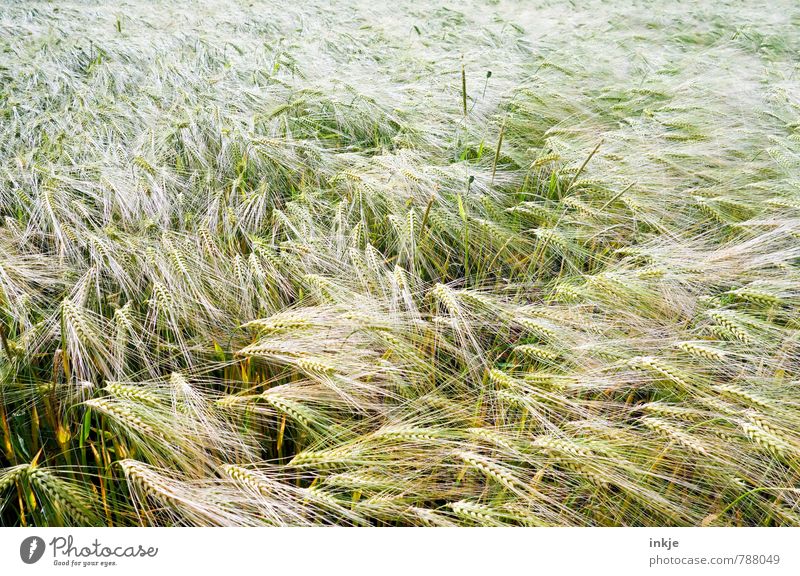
[20,536,46,564]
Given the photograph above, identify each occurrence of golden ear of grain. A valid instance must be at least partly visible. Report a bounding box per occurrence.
[28,467,98,526]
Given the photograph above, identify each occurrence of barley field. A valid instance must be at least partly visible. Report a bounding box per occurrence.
[1,0,799,527]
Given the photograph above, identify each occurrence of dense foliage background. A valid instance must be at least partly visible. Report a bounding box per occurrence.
[1,0,799,526]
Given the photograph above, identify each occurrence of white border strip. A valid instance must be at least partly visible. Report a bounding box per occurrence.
[1,527,798,575]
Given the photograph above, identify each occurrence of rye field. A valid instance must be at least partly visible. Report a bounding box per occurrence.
[1,0,800,526]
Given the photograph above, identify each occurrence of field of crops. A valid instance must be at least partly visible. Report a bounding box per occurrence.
[1,0,799,526]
